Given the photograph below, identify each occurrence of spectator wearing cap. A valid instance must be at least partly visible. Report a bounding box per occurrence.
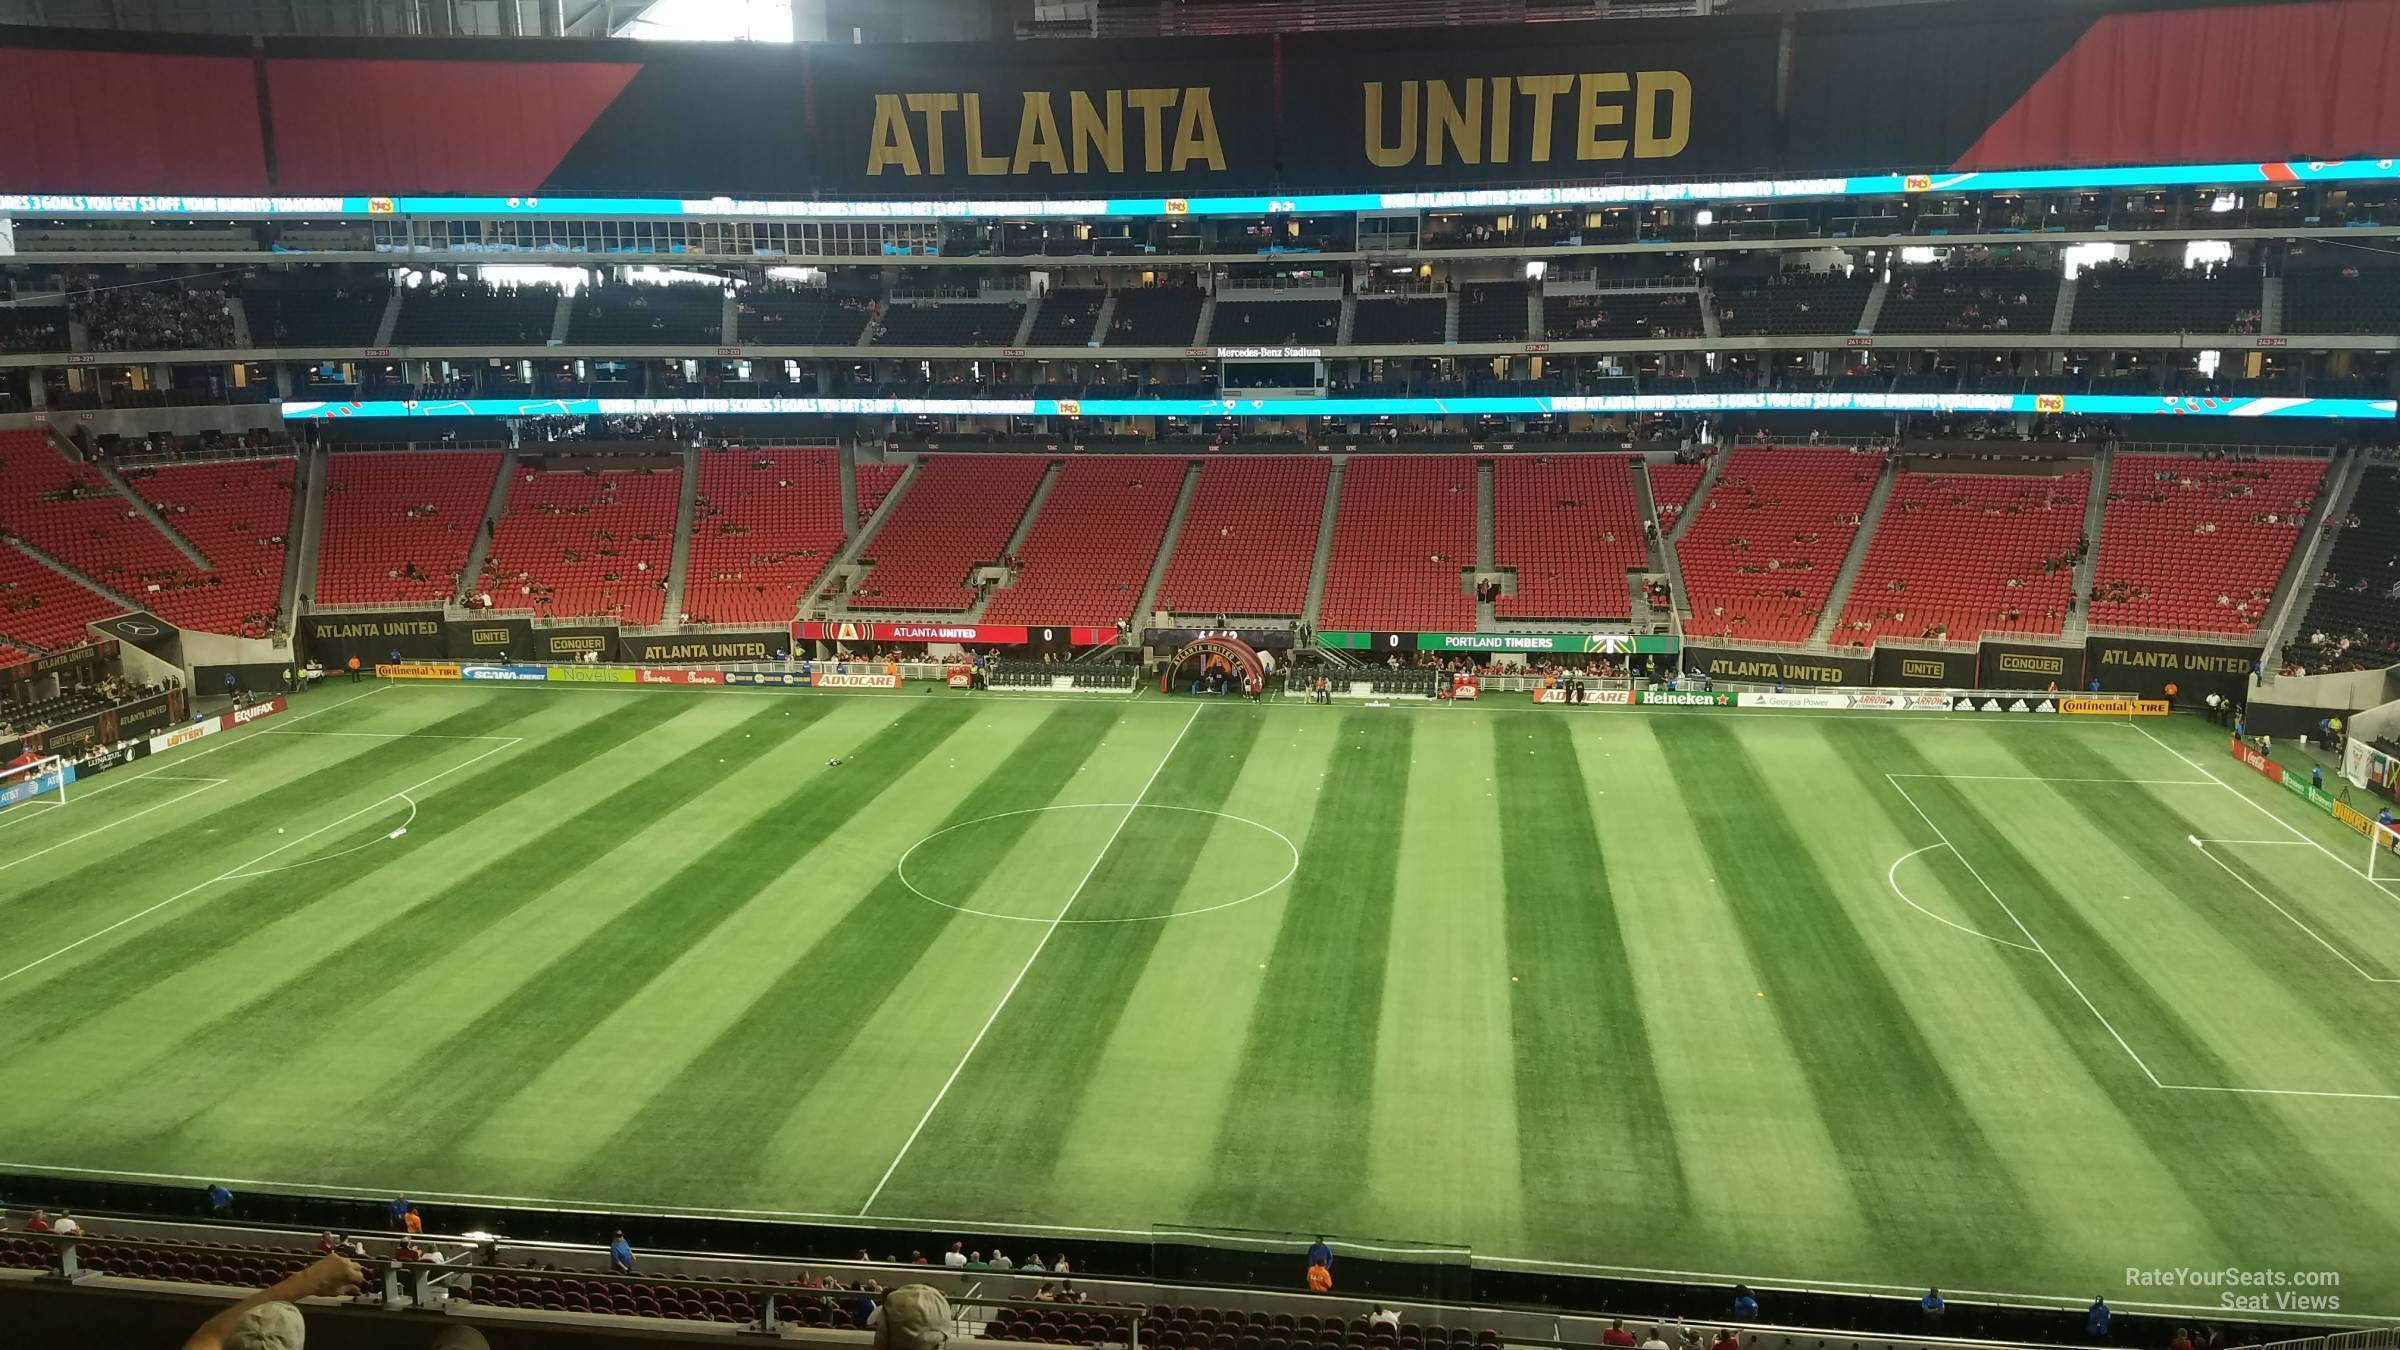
[609,1231,634,1273]
[177,1252,365,1350]
[873,1283,952,1350]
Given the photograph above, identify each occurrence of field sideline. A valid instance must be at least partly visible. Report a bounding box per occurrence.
[1,680,2396,1318]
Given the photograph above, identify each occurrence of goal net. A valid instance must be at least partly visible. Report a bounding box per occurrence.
[0,754,72,817]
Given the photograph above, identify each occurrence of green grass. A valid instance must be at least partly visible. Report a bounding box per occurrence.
[4,679,2399,1318]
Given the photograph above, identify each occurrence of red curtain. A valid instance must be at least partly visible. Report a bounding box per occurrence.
[0,50,265,192]
[266,58,639,194]
[1958,0,2400,169]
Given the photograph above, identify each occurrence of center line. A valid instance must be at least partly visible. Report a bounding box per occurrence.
[858,701,1205,1214]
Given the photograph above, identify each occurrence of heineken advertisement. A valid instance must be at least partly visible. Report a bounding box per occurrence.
[1316,631,1680,655]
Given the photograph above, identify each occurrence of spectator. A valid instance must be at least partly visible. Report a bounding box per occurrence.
[23,1210,52,1233]
[943,1241,968,1267]
[1020,1253,1046,1272]
[2087,1296,2111,1341]
[52,1210,83,1237]
[872,1284,953,1350]
[1603,1320,1638,1348]
[1921,1289,1945,1324]
[178,1252,364,1350]
[1639,1330,1672,1350]
[609,1230,634,1274]
[1306,1235,1333,1272]
[387,1195,409,1229]
[1371,1307,1402,1330]
[207,1183,234,1217]
[1732,1285,1758,1320]
[1306,1259,1333,1294]
[403,1205,422,1235]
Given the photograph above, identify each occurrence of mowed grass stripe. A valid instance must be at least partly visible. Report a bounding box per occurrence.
[1654,718,2044,1277]
[1193,712,1411,1226]
[2006,730,2400,1087]
[571,702,1129,1190]
[365,699,984,1166]
[67,696,816,1139]
[877,705,1270,1203]
[1494,717,1688,1236]
[1832,721,2400,1271]
[0,696,544,937]
[0,698,551,1036]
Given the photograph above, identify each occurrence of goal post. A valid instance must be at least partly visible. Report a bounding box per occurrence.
[2369,819,2400,888]
[0,754,71,815]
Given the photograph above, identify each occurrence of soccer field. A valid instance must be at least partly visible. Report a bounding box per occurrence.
[3,681,2398,1317]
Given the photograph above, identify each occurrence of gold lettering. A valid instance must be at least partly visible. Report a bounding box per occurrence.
[1516,75,1573,163]
[1013,91,1067,174]
[1363,81,1418,168]
[866,94,920,176]
[1487,75,1512,163]
[961,92,1008,174]
[1426,78,1480,166]
[1634,70,1690,159]
[1127,88,1178,172]
[905,92,957,175]
[1578,72,1628,161]
[1069,89,1124,175]
[1169,87,1224,171]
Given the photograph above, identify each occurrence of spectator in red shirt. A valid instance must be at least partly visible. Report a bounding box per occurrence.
[1603,1323,1637,1349]
[23,1211,53,1233]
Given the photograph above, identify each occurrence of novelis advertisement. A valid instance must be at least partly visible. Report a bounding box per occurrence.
[544,665,636,684]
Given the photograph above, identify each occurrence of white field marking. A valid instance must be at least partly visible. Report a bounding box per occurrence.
[2190,838,2317,846]
[263,730,518,739]
[2132,721,2398,898]
[1,1159,2392,1326]
[0,778,227,874]
[2157,1081,2400,1102]
[1882,773,2167,1087]
[0,737,518,990]
[2186,837,2399,984]
[221,793,420,880]
[894,802,1299,924]
[0,684,403,824]
[1882,843,2041,951]
[1886,772,2213,784]
[857,701,1206,1215]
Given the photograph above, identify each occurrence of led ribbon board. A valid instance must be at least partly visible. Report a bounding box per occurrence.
[282,393,2399,421]
[8,157,2400,222]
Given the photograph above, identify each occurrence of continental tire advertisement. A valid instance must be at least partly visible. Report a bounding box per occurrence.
[2083,637,2257,707]
[1871,646,1975,689]
[1977,640,2080,692]
[301,611,445,667]
[1682,645,1871,688]
[620,629,788,664]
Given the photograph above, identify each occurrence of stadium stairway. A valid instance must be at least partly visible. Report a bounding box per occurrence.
[1698,289,1722,339]
[1666,453,1724,546]
[2260,450,2363,663]
[1809,458,1899,643]
[372,290,402,346]
[1475,458,1497,629]
[287,446,326,611]
[1012,294,1042,347]
[1132,460,1203,624]
[2261,274,2286,334]
[2062,446,2111,641]
[816,458,920,608]
[964,459,1063,621]
[662,442,701,623]
[2050,276,2078,333]
[457,448,517,592]
[1856,276,1890,334]
[227,295,253,347]
[549,289,574,344]
[1090,292,1117,345]
[719,289,740,345]
[1193,292,1217,345]
[95,457,212,571]
[1301,458,1345,629]
[1335,293,1356,345]
[1442,289,1460,342]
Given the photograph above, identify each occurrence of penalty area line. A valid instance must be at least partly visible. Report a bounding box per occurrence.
[0,737,516,990]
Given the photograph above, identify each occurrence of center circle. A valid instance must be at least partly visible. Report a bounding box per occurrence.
[896,803,1299,925]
